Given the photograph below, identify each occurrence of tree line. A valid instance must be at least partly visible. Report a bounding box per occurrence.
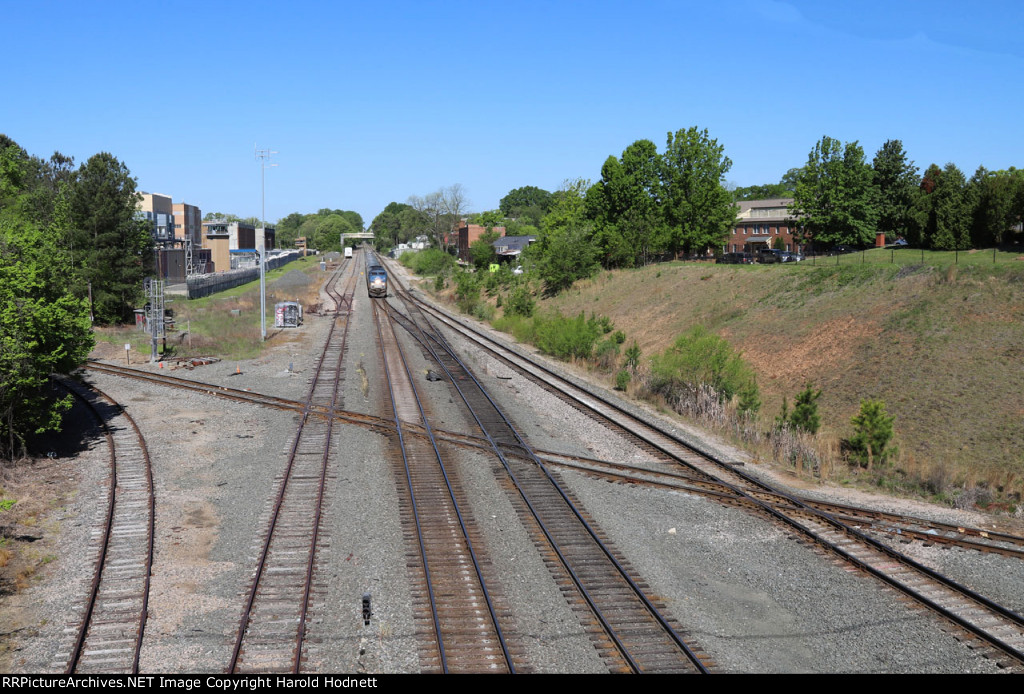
[370,184,470,254]
[790,137,1024,251]
[274,209,364,252]
[380,129,1024,299]
[1,135,152,458]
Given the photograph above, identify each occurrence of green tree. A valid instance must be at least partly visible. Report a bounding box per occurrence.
[968,167,1023,246]
[872,140,920,244]
[0,140,94,459]
[469,228,501,270]
[919,163,971,250]
[849,398,896,468]
[313,214,356,252]
[731,182,791,201]
[68,153,153,324]
[275,212,307,247]
[531,179,599,294]
[472,209,506,229]
[659,127,736,256]
[499,185,553,226]
[790,136,878,248]
[789,384,822,435]
[588,140,669,268]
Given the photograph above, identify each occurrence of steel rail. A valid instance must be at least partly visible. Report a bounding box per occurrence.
[82,359,1024,561]
[58,378,154,674]
[372,295,513,672]
[387,287,708,673]
[402,287,1024,666]
[228,260,355,673]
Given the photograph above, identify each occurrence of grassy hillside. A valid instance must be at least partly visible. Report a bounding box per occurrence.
[542,252,1024,507]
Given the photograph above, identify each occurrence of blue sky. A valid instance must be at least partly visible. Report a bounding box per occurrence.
[4,0,1023,226]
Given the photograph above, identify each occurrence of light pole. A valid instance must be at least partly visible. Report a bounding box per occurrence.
[255,145,278,341]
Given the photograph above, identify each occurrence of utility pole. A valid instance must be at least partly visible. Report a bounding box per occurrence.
[255,145,278,341]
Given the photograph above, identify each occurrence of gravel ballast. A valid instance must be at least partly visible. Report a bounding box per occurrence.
[3,256,1021,674]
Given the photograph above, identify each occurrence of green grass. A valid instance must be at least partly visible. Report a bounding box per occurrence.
[539,251,1024,505]
[97,255,324,361]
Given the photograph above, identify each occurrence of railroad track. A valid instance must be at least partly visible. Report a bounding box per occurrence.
[81,361,1024,562]
[392,277,1024,670]
[228,259,356,673]
[55,378,154,674]
[371,292,517,673]
[383,288,711,673]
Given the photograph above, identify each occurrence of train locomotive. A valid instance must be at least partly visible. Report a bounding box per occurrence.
[366,260,388,298]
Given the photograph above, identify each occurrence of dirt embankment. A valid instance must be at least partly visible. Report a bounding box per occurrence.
[543,262,1024,505]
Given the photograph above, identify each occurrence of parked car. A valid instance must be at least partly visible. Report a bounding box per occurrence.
[717,252,755,264]
[757,248,784,264]
[829,244,858,255]
[779,251,804,262]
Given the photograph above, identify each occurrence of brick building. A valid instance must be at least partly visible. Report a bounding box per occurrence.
[457,223,506,262]
[727,198,801,253]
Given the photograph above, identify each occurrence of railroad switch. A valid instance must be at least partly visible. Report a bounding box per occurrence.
[362,592,372,625]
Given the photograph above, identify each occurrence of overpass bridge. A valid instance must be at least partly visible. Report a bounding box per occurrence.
[342,232,375,243]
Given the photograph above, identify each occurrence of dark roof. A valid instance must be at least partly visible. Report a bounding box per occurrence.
[492,235,536,252]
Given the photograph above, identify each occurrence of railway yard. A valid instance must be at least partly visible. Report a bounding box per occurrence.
[3,249,1024,674]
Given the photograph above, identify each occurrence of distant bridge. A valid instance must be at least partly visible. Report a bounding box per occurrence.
[342,232,375,242]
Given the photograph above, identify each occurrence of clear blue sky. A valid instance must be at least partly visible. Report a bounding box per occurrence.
[4,0,1023,227]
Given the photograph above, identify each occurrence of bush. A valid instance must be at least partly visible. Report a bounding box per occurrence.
[505,286,535,318]
[534,311,605,360]
[649,325,760,413]
[402,248,455,276]
[624,342,641,371]
[615,369,631,391]
[594,337,621,371]
[453,270,481,313]
[848,398,896,468]
[789,384,822,434]
[492,313,537,344]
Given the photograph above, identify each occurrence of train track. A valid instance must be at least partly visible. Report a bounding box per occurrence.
[55,378,154,674]
[383,288,711,673]
[392,277,1024,670]
[371,289,517,673]
[81,358,1024,562]
[71,253,1024,672]
[228,259,357,673]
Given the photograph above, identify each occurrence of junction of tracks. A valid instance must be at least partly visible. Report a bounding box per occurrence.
[10,249,1024,674]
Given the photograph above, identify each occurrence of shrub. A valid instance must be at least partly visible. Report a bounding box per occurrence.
[454,270,481,313]
[402,248,456,276]
[505,286,535,318]
[649,325,760,413]
[615,369,631,391]
[789,384,822,434]
[594,337,621,371]
[848,398,896,468]
[534,311,604,360]
[492,313,537,344]
[472,302,495,322]
[624,342,642,371]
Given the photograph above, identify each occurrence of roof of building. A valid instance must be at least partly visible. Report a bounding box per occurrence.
[735,198,795,224]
